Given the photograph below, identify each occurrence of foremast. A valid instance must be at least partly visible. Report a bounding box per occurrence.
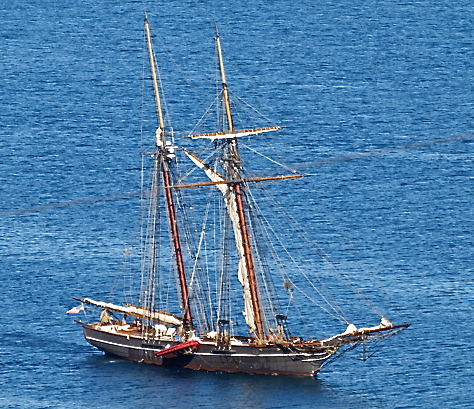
[215,29,265,341]
[144,15,193,331]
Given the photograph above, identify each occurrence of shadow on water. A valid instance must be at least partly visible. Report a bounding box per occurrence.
[78,354,345,409]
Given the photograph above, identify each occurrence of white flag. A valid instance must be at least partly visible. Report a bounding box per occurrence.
[66,304,84,314]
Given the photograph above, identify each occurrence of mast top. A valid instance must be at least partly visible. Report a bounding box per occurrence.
[215,26,234,133]
[144,15,166,147]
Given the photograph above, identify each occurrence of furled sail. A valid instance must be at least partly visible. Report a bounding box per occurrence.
[182,149,257,333]
[76,297,183,326]
[189,126,280,140]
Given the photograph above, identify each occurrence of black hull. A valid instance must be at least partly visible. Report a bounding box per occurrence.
[80,324,331,376]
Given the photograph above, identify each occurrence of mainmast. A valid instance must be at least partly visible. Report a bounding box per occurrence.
[144,15,193,331]
[215,29,265,341]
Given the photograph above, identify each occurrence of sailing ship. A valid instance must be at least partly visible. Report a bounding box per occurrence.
[72,16,410,377]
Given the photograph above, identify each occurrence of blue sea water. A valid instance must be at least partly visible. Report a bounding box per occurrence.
[1,0,473,408]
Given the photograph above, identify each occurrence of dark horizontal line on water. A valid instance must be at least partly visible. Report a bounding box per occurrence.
[1,132,471,218]
[0,191,140,218]
[279,131,474,174]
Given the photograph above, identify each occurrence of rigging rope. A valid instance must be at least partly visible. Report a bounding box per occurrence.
[240,142,297,173]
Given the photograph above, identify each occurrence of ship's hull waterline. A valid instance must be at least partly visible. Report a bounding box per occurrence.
[80,323,332,376]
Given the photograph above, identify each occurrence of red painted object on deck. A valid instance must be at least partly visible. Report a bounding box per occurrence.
[155,340,200,358]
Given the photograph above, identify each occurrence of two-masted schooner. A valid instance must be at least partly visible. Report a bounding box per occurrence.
[71,15,409,377]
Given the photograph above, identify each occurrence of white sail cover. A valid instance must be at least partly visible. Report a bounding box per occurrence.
[78,298,183,326]
[183,150,256,334]
[189,126,280,141]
